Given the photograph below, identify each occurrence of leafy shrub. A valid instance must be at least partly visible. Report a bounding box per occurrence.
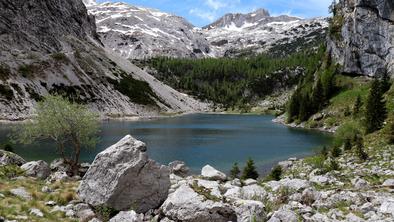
[1,142,14,152]
[328,159,340,171]
[18,64,36,78]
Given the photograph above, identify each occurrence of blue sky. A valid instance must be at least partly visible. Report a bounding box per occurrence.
[97,0,332,27]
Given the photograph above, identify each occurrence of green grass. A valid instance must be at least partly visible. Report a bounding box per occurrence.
[0,175,79,222]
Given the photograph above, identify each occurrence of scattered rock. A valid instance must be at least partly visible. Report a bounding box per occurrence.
[201,165,227,181]
[45,201,56,206]
[232,199,266,222]
[109,211,143,222]
[161,184,237,222]
[47,171,70,182]
[379,201,394,217]
[241,184,267,200]
[168,161,189,177]
[50,158,71,173]
[382,179,394,188]
[267,178,310,192]
[21,160,51,179]
[10,187,31,200]
[41,186,53,193]
[310,175,330,185]
[352,178,369,189]
[268,209,298,222]
[243,179,257,186]
[0,150,26,166]
[78,135,170,213]
[29,208,44,217]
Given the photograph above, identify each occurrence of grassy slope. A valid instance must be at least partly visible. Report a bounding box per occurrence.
[0,166,78,222]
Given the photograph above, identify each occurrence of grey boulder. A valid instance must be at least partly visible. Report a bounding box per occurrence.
[201,165,227,181]
[0,150,26,166]
[78,135,170,213]
[161,184,237,222]
[109,211,143,222]
[21,160,51,179]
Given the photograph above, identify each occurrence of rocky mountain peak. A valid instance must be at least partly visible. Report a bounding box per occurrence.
[82,0,97,7]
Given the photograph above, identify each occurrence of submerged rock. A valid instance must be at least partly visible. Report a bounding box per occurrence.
[78,135,170,213]
[21,160,51,179]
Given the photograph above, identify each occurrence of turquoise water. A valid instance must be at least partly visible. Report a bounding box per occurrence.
[0,114,332,173]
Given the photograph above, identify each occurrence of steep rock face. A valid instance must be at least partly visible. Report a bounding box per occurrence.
[0,0,208,120]
[328,0,394,76]
[86,1,211,59]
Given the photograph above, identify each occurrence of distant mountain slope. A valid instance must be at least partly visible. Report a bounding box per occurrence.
[85,1,211,59]
[84,1,328,59]
[0,0,208,120]
[204,9,328,57]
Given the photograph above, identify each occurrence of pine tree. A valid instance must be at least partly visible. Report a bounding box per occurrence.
[343,138,352,151]
[353,95,362,116]
[354,135,368,161]
[269,165,282,181]
[242,158,259,180]
[365,79,387,134]
[312,78,325,112]
[230,162,241,179]
[380,72,391,93]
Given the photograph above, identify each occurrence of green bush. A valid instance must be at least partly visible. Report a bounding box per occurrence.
[0,165,24,179]
[333,121,362,148]
[1,142,14,152]
[94,205,119,222]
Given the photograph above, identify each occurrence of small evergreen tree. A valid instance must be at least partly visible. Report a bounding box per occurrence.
[386,120,394,144]
[353,95,362,116]
[321,146,329,158]
[354,135,368,161]
[329,159,340,171]
[230,162,241,179]
[365,79,387,134]
[312,78,325,112]
[331,146,342,158]
[380,72,391,93]
[269,165,283,181]
[343,138,352,151]
[242,158,259,180]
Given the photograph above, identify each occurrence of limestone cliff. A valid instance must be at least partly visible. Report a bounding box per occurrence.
[0,0,208,120]
[328,0,393,77]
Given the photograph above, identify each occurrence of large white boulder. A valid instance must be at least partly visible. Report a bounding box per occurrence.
[21,160,51,179]
[78,135,170,213]
[161,184,237,222]
[201,165,227,181]
[267,178,310,192]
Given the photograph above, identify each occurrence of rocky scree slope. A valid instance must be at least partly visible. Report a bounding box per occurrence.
[84,1,328,59]
[0,0,208,120]
[328,0,394,77]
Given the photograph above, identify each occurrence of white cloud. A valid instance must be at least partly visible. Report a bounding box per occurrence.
[204,0,227,10]
[189,8,216,22]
